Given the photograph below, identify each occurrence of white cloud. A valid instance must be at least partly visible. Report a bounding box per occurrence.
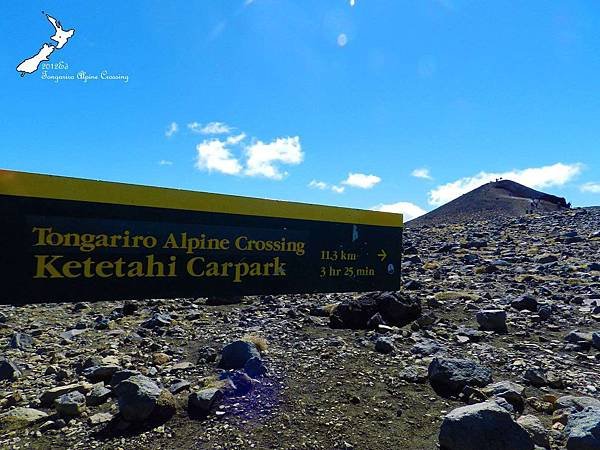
[245,136,303,180]
[581,182,600,193]
[187,122,202,133]
[165,122,178,137]
[195,139,242,175]
[201,121,232,134]
[371,201,427,221]
[428,162,583,206]
[188,121,232,135]
[226,133,246,145]
[308,180,345,194]
[191,125,304,180]
[308,180,328,190]
[342,172,381,189]
[158,160,173,166]
[411,168,433,180]
[337,33,348,47]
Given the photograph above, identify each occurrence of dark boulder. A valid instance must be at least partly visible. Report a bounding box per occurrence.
[439,401,534,450]
[511,295,539,312]
[329,294,379,329]
[476,310,507,333]
[330,292,421,329]
[0,358,22,381]
[188,388,223,417]
[564,407,600,450]
[9,332,33,350]
[429,357,492,396]
[114,375,176,423]
[218,340,261,370]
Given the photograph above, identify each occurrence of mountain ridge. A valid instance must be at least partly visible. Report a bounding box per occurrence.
[409,179,570,226]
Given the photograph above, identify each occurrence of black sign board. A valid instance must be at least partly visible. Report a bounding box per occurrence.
[0,170,403,304]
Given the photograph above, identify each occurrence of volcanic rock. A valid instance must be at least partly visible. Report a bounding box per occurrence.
[483,380,526,412]
[564,407,600,450]
[55,391,86,417]
[516,415,550,449]
[476,310,508,333]
[438,400,534,450]
[511,295,540,312]
[218,340,261,370]
[9,332,33,350]
[0,358,22,381]
[86,383,112,406]
[0,407,48,431]
[330,292,421,329]
[428,357,492,396]
[114,375,176,423]
[188,388,224,416]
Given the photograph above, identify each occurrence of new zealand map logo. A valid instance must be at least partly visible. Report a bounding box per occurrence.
[16,12,74,77]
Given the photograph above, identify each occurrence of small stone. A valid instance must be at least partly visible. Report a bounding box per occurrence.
[141,313,171,329]
[398,365,429,384]
[218,340,261,370]
[115,375,175,423]
[88,412,113,426]
[516,414,550,449]
[169,380,191,394]
[40,383,92,406]
[60,329,86,340]
[0,407,48,431]
[535,254,558,264]
[546,372,564,389]
[86,383,112,406]
[83,365,121,383]
[476,309,508,333]
[374,336,395,354]
[483,380,526,412]
[366,313,386,329]
[511,295,539,312]
[188,388,224,415]
[456,327,484,342]
[524,368,548,387]
[9,332,33,350]
[537,305,552,321]
[564,331,593,350]
[555,396,600,413]
[73,302,91,311]
[170,361,194,371]
[428,357,492,396]
[411,339,445,356]
[55,391,86,417]
[152,352,171,366]
[0,357,22,381]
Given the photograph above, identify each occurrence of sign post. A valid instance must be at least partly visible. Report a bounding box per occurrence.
[0,170,403,304]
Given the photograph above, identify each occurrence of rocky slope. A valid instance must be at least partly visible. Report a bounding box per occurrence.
[1,208,599,449]
[410,180,570,226]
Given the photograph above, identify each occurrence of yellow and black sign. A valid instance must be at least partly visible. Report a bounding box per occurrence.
[0,170,403,304]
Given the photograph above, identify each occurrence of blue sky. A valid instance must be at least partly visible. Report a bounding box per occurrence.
[2,0,600,219]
